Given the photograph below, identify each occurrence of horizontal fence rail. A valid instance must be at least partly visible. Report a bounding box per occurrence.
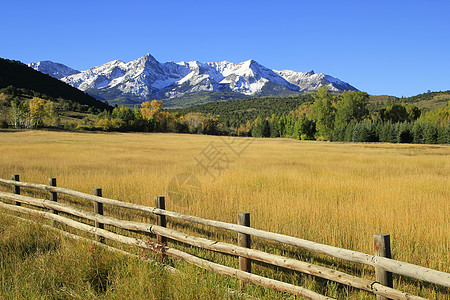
[0,176,449,299]
[0,197,331,300]
[0,191,425,299]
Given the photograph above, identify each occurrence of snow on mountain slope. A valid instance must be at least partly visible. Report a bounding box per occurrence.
[275,69,357,92]
[218,59,300,95]
[30,54,358,103]
[28,61,80,79]
[62,59,127,90]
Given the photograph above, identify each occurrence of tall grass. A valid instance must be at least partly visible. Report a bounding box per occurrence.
[0,130,448,298]
[0,212,244,299]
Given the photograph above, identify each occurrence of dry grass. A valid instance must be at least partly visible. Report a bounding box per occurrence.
[0,130,448,298]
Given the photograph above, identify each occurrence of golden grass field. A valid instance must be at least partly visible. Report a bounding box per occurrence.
[0,130,448,298]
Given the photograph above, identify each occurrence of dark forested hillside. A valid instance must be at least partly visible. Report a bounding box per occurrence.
[0,58,110,110]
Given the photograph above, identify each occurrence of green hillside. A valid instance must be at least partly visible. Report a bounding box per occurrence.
[401,90,450,109]
[369,91,450,110]
[162,91,250,108]
[170,94,314,127]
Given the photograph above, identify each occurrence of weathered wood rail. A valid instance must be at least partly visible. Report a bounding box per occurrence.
[0,176,448,299]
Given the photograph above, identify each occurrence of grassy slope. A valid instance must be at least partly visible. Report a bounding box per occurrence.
[0,131,448,299]
[369,91,450,110]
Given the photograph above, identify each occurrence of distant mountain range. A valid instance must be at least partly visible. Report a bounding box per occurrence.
[29,54,358,106]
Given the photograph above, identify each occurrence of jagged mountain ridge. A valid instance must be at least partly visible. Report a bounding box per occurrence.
[28,61,80,79]
[29,54,357,104]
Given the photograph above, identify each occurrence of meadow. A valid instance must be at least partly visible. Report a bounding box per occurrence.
[0,130,448,299]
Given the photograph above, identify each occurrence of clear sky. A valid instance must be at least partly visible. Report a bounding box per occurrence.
[1,0,449,97]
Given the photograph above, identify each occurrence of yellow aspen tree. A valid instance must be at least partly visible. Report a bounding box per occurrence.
[29,97,53,128]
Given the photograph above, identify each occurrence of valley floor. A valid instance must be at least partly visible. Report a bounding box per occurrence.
[0,130,448,299]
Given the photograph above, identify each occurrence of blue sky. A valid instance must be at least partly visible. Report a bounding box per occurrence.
[1,0,449,97]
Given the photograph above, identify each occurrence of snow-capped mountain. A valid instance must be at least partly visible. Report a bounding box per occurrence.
[29,54,357,104]
[274,69,355,93]
[28,61,80,79]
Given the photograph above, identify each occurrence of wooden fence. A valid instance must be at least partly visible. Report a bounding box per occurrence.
[0,175,448,300]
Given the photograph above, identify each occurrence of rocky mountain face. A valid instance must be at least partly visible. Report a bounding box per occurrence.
[29,54,358,105]
[28,61,80,79]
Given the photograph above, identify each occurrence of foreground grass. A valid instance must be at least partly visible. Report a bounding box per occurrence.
[0,130,448,298]
[0,212,246,299]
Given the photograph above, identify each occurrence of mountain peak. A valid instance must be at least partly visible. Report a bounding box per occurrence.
[243,59,260,68]
[30,53,358,105]
[140,53,157,61]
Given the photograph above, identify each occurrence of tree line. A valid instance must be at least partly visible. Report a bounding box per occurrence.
[87,87,448,144]
[1,84,448,144]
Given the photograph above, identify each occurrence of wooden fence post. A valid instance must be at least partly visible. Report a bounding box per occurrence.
[155,196,167,262]
[374,233,393,300]
[238,212,251,289]
[12,174,20,206]
[93,188,105,243]
[155,196,167,245]
[49,178,58,215]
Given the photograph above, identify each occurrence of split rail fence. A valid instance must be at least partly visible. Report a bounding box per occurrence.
[0,175,449,300]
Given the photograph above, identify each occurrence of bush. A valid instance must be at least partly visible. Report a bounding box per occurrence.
[63,121,78,131]
[0,119,8,128]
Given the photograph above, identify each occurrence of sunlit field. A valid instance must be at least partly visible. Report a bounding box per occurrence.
[0,130,448,298]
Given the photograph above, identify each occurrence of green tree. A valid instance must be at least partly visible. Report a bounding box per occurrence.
[277,115,287,137]
[379,122,397,143]
[293,115,316,140]
[412,122,425,144]
[437,125,449,144]
[424,123,438,144]
[397,122,413,143]
[311,87,335,139]
[334,91,369,129]
[380,103,421,123]
[261,118,270,138]
[10,100,29,128]
[269,114,281,137]
[251,114,270,138]
[352,121,378,142]
[284,115,295,138]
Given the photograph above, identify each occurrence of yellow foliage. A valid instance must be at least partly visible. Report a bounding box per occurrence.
[140,100,163,120]
[140,101,152,119]
[28,97,54,128]
[150,100,163,111]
